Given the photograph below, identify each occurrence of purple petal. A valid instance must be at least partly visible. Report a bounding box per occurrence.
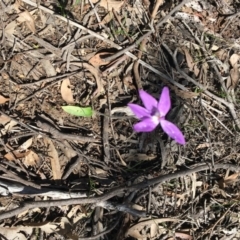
[160,119,185,145]
[128,104,150,119]
[158,87,171,117]
[133,117,158,132]
[139,90,158,113]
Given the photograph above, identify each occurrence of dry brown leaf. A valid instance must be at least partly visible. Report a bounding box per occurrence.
[226,75,231,89]
[229,53,239,67]
[61,78,75,104]
[1,120,18,135]
[123,153,156,162]
[193,65,200,77]
[126,218,178,238]
[150,222,158,238]
[0,95,9,104]
[41,59,56,77]
[111,106,134,116]
[5,21,17,35]
[0,226,32,240]
[98,12,114,25]
[230,65,239,89]
[215,49,228,61]
[196,142,211,149]
[89,52,113,67]
[17,207,41,218]
[224,173,239,185]
[0,217,76,239]
[44,138,62,179]
[211,45,219,51]
[174,232,193,240]
[183,48,199,77]
[174,88,199,99]
[0,114,11,125]
[67,205,81,218]
[24,150,40,166]
[19,138,33,150]
[99,0,124,11]
[183,48,194,70]
[13,0,21,13]
[4,150,27,161]
[151,0,164,20]
[58,140,77,159]
[18,10,36,33]
[24,217,77,238]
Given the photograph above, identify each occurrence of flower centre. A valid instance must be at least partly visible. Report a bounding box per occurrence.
[152,111,161,124]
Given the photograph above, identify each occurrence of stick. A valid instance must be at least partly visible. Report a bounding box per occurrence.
[0,163,239,220]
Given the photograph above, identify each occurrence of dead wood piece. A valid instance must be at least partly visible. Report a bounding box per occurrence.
[0,163,239,220]
[96,201,147,217]
[16,72,80,105]
[62,155,84,180]
[0,179,87,199]
[18,71,78,87]
[37,120,99,143]
[0,165,41,189]
[103,108,110,164]
[133,38,148,91]
[151,0,164,20]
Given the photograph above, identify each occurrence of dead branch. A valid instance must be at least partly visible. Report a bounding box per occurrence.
[0,163,239,221]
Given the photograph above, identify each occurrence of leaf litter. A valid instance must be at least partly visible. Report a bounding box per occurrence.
[0,0,240,239]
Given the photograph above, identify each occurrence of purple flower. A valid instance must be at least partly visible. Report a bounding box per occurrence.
[128,87,185,145]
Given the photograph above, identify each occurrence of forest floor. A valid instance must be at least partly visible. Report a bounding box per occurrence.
[0,0,240,239]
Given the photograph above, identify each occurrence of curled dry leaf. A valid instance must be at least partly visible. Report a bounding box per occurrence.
[24,150,40,167]
[0,114,11,125]
[169,84,199,99]
[98,13,114,25]
[224,173,239,185]
[5,21,17,35]
[229,65,239,90]
[24,217,76,238]
[41,59,57,77]
[126,218,178,239]
[89,52,113,67]
[0,226,32,240]
[215,49,228,61]
[18,10,36,33]
[1,120,18,135]
[173,232,193,240]
[227,54,240,90]
[0,95,9,104]
[61,78,75,104]
[219,173,239,189]
[43,138,62,179]
[229,53,239,67]
[4,150,27,161]
[183,48,200,77]
[151,0,164,20]
[111,106,135,116]
[19,137,33,150]
[99,0,124,11]
[185,1,203,12]
[196,142,211,149]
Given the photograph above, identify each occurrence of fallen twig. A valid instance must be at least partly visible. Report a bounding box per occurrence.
[0,163,239,220]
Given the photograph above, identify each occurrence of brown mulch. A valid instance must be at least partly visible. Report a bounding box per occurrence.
[0,0,240,239]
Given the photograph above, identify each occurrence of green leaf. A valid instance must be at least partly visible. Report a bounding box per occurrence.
[62,106,93,117]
